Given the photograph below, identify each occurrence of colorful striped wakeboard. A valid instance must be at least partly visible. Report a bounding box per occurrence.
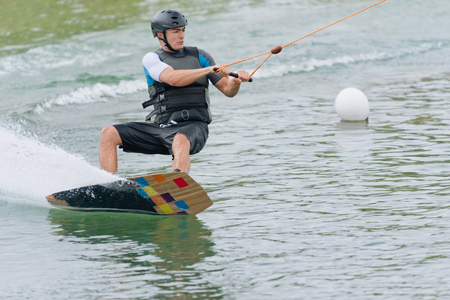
[46,172,212,215]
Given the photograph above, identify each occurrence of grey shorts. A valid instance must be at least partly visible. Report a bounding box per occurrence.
[113,121,209,156]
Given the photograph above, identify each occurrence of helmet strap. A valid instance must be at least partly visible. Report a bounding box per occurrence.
[158,31,177,52]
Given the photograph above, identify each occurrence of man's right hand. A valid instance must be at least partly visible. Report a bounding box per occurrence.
[212,65,231,78]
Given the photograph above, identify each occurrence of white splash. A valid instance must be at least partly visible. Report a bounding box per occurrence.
[0,125,120,206]
[254,45,439,78]
[35,79,145,114]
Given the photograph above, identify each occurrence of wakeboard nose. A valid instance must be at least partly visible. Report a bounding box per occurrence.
[46,194,70,207]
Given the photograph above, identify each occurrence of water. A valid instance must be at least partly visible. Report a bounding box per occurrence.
[1,0,450,298]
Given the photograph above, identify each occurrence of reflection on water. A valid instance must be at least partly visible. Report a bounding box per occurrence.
[47,209,221,298]
[335,120,370,131]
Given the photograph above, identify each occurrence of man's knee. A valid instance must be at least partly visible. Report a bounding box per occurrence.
[172,134,190,153]
[173,133,189,145]
[100,126,122,145]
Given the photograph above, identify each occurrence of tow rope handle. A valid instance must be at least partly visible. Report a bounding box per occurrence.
[213,67,253,83]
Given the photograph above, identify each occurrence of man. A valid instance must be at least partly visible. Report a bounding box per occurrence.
[99,9,250,174]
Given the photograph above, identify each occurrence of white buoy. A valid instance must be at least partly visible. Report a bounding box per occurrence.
[335,87,370,121]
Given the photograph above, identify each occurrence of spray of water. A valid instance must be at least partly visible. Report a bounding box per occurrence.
[0,125,119,207]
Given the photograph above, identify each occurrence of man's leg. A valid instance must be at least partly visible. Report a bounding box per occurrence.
[99,126,123,174]
[172,133,191,173]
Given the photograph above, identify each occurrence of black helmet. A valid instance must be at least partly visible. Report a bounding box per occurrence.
[151,10,188,38]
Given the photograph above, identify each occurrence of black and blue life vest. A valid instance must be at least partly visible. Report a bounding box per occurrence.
[142,47,212,125]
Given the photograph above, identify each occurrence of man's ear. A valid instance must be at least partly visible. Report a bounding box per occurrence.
[156,32,164,39]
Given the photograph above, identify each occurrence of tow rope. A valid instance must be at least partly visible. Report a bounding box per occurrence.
[219,0,387,79]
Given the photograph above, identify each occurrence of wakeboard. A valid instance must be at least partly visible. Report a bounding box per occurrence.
[46,172,212,215]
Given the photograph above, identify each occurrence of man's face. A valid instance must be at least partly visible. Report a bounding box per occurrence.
[159,26,185,51]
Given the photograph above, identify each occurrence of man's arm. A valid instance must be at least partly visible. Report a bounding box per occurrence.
[159,64,250,95]
[214,69,250,98]
[159,66,216,87]
[143,52,225,87]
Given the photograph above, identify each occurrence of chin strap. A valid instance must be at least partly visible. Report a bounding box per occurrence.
[157,31,177,52]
